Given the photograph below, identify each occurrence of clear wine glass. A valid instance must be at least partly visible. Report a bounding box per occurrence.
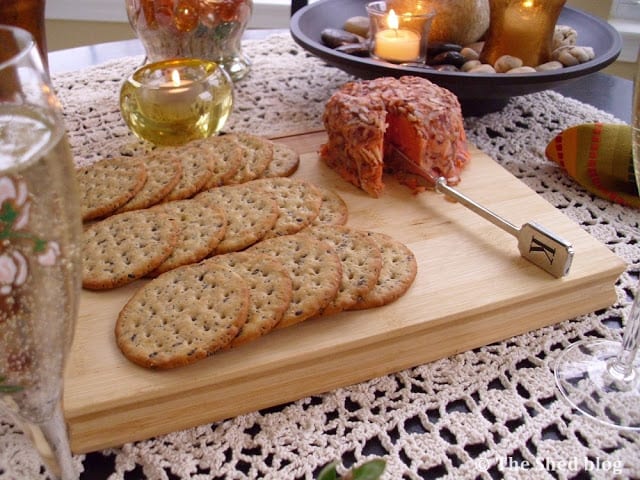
[553,51,640,431]
[554,286,640,430]
[0,26,83,479]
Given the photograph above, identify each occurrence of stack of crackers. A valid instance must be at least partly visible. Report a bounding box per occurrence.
[78,133,418,369]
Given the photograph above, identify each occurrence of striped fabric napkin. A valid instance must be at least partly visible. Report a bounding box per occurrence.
[545,122,640,208]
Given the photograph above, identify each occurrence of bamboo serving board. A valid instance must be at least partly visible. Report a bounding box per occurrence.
[64,131,626,453]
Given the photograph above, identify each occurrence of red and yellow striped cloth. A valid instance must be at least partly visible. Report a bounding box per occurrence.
[545,123,639,208]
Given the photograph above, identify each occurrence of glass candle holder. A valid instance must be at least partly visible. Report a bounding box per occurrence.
[125,0,253,81]
[120,58,234,146]
[480,0,566,67]
[366,1,435,64]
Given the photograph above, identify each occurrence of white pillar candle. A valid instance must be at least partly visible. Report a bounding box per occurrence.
[142,68,201,119]
[373,9,421,63]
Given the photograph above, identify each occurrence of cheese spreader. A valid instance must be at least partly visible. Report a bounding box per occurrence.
[389,146,574,278]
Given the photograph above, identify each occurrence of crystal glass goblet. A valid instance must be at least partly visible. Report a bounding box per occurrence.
[0,26,83,479]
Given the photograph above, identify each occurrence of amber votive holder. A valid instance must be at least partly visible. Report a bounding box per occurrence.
[119,58,234,146]
[366,0,435,64]
[480,0,566,67]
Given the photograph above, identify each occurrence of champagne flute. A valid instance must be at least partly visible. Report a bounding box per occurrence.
[553,51,640,430]
[0,25,82,479]
[634,50,640,198]
[554,286,640,430]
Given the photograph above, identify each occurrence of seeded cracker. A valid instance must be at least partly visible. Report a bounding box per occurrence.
[187,135,243,189]
[225,133,274,184]
[306,225,383,315]
[163,146,215,201]
[311,186,349,226]
[82,209,179,290]
[207,252,293,347]
[115,151,183,213]
[261,142,300,178]
[77,156,147,221]
[195,184,279,254]
[348,231,417,310]
[253,177,323,239]
[248,233,342,327]
[147,199,227,276]
[116,262,250,369]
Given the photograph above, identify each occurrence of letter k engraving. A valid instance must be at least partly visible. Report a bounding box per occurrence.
[529,237,556,265]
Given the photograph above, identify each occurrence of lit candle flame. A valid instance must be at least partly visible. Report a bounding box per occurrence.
[522,0,534,7]
[171,69,182,87]
[387,9,399,30]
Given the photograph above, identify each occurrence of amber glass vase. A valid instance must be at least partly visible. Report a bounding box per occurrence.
[125,0,253,81]
[480,0,566,67]
[0,0,48,73]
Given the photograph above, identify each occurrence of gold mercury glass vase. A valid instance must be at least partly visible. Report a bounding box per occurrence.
[125,0,253,81]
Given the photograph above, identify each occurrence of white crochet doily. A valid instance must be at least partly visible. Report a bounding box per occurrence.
[1,33,639,480]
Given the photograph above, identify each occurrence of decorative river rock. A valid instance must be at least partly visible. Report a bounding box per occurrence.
[323,20,595,75]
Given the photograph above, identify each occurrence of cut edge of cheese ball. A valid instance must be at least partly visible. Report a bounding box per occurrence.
[319,76,471,197]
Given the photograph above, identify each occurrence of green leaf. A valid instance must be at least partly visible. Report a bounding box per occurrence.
[33,237,46,253]
[0,375,22,393]
[0,201,18,225]
[351,459,386,480]
[316,461,338,480]
[0,385,23,393]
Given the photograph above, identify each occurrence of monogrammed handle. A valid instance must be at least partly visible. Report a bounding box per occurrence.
[434,177,574,278]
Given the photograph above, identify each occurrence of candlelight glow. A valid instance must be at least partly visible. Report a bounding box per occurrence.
[171,69,182,87]
[387,9,399,30]
[522,0,534,8]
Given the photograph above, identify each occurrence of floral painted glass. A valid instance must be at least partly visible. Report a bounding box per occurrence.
[125,0,253,81]
[0,26,83,480]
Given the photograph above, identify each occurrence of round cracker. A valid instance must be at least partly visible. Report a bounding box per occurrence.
[147,199,227,276]
[82,209,178,290]
[253,177,323,239]
[225,133,274,184]
[163,147,215,201]
[248,233,342,327]
[348,231,417,310]
[77,156,147,221]
[306,225,383,315]
[195,184,279,254]
[116,262,250,369]
[188,135,243,189]
[207,252,293,347]
[311,186,349,226]
[115,151,183,213]
[261,142,300,178]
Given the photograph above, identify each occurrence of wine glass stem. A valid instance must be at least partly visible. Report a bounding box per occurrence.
[608,289,640,382]
[38,405,77,480]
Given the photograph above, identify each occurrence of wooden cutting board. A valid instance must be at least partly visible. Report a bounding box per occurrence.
[64,131,626,453]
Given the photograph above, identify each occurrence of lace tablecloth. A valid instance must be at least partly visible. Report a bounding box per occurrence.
[1,33,639,480]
